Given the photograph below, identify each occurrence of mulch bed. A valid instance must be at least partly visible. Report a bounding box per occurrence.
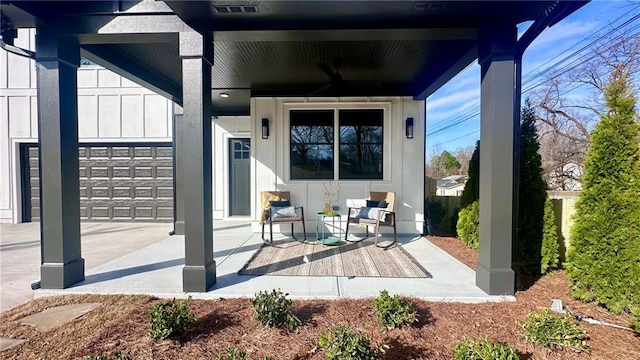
[1,235,638,359]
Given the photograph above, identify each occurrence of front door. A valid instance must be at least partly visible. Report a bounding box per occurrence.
[229,138,250,216]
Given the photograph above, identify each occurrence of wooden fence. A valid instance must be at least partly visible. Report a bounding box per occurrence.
[426,189,581,262]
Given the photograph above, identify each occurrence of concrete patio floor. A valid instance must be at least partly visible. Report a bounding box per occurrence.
[21,220,515,304]
[1,221,514,313]
[0,222,173,313]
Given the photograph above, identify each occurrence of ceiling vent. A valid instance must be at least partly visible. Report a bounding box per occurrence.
[413,2,446,11]
[213,5,258,14]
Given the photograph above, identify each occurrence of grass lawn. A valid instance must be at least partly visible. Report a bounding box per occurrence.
[1,235,638,359]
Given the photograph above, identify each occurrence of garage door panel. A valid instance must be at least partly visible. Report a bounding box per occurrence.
[113,187,133,198]
[89,167,110,178]
[26,143,173,222]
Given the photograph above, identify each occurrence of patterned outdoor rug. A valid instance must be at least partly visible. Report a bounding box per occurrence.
[238,240,431,278]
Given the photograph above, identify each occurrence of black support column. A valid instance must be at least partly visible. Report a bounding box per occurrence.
[35,31,84,289]
[179,31,215,292]
[172,104,185,236]
[476,25,517,295]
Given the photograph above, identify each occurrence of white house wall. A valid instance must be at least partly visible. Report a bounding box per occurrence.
[0,29,174,223]
[212,116,251,219]
[250,96,425,235]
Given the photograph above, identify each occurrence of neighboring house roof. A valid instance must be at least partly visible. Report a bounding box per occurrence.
[437,175,468,190]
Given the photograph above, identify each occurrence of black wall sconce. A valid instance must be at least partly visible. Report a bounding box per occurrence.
[261,118,269,139]
[405,117,414,139]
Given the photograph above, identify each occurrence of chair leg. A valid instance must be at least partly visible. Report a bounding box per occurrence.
[268,222,274,245]
[302,219,307,240]
[375,224,397,249]
[344,220,350,241]
[291,223,296,240]
[262,223,270,244]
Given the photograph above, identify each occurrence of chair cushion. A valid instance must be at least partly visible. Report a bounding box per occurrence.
[356,207,386,221]
[271,205,297,219]
[269,200,291,207]
[366,200,387,208]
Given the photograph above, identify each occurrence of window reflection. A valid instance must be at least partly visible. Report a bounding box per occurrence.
[339,110,383,179]
[290,110,334,179]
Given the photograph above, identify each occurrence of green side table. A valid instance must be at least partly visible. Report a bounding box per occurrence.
[316,212,343,245]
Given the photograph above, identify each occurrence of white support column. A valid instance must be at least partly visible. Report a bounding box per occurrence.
[476,25,517,295]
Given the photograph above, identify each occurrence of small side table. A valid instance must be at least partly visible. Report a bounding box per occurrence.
[316,212,343,245]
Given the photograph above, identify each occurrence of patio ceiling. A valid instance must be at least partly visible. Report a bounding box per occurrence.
[1,1,588,115]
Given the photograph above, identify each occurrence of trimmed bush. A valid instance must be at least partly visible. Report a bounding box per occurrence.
[540,197,560,274]
[371,290,417,329]
[252,289,301,330]
[215,347,273,360]
[83,354,130,360]
[215,348,247,360]
[457,200,479,249]
[566,67,640,324]
[452,337,518,360]
[426,199,445,231]
[520,308,588,352]
[318,325,383,360]
[149,297,197,340]
[460,141,480,209]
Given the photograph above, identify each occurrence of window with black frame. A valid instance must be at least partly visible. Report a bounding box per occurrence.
[339,109,383,179]
[290,110,334,179]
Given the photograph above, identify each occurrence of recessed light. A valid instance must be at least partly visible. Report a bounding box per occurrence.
[220,93,230,98]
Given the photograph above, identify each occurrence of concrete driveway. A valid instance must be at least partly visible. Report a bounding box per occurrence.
[0,222,172,313]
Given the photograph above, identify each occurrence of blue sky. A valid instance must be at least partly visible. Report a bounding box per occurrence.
[425,0,639,159]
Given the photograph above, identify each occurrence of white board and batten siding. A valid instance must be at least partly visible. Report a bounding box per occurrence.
[0,29,174,223]
[250,97,426,235]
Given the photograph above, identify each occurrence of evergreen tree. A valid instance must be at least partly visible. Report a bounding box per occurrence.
[566,67,640,326]
[541,198,560,274]
[514,103,548,275]
[460,141,480,208]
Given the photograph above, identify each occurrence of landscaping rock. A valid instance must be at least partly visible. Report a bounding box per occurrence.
[17,303,101,331]
[0,337,28,352]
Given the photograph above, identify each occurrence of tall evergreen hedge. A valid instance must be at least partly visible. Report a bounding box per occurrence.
[566,67,640,330]
[514,103,548,275]
[460,141,480,209]
[541,198,560,275]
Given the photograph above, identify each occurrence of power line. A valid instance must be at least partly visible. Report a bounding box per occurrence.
[426,10,640,138]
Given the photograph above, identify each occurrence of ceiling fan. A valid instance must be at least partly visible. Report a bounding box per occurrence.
[310,57,381,95]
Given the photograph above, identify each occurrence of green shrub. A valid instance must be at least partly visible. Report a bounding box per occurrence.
[215,346,248,360]
[520,308,588,352]
[149,297,197,340]
[83,353,131,360]
[566,67,640,322]
[452,337,518,360]
[426,199,445,230]
[252,289,301,330]
[631,306,640,334]
[371,290,417,329]
[318,325,382,360]
[214,347,273,360]
[457,200,479,249]
[540,198,560,274]
[449,207,460,235]
[460,141,480,209]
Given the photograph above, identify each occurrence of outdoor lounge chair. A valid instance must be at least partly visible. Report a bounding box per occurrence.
[344,191,397,248]
[260,191,306,244]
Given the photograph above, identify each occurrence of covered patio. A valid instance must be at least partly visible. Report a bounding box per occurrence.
[0,0,588,296]
[33,220,510,302]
